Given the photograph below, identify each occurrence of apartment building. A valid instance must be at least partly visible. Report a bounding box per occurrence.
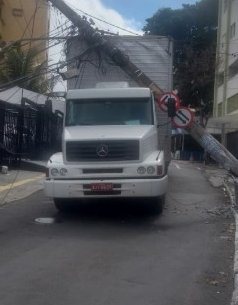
[210,0,238,156]
[213,0,238,119]
[0,0,49,63]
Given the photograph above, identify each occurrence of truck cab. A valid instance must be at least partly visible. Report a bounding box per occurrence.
[44,85,168,213]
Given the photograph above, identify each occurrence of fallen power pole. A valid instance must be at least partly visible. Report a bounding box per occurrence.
[48,0,238,176]
[48,0,163,95]
[187,124,238,174]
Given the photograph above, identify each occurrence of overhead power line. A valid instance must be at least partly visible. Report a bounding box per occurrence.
[66,4,141,36]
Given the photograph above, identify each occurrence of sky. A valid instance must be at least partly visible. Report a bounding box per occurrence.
[101,0,198,27]
[63,0,198,34]
[51,0,198,91]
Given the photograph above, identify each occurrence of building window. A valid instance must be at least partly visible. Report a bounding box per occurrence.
[218,103,223,117]
[0,0,4,25]
[12,8,23,17]
[227,93,238,114]
[230,22,236,39]
[217,72,224,86]
[229,58,238,79]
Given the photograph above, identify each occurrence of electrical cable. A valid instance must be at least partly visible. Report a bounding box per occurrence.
[4,87,22,103]
[19,0,37,39]
[2,2,234,96]
[0,169,20,207]
[0,88,24,207]
[29,1,39,49]
[0,19,73,54]
[4,1,28,37]
[66,3,141,36]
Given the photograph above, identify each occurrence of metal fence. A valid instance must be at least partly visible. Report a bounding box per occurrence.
[0,98,63,165]
[171,132,226,163]
[171,134,204,161]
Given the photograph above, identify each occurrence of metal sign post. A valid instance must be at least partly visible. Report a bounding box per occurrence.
[158,93,180,112]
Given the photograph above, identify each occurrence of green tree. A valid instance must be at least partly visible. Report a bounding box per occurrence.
[144,0,218,120]
[0,44,53,94]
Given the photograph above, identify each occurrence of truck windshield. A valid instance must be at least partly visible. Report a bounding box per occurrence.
[65,98,154,126]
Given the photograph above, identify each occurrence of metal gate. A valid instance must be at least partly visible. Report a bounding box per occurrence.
[0,98,63,165]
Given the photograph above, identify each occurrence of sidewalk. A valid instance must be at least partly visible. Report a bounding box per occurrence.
[0,167,45,206]
[204,164,237,208]
[203,164,238,305]
[20,159,47,172]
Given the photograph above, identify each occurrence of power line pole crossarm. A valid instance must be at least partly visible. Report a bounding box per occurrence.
[48,0,238,177]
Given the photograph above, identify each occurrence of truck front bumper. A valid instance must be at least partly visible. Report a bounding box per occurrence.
[44,176,168,199]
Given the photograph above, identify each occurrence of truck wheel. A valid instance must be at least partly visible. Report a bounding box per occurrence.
[150,195,165,214]
[54,198,70,212]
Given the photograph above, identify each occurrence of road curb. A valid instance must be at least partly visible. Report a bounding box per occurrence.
[205,168,238,305]
[233,213,238,305]
[223,179,238,305]
[0,172,44,206]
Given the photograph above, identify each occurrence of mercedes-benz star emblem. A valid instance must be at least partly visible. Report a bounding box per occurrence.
[96,144,109,157]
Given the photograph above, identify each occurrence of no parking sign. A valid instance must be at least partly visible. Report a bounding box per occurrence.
[172,107,194,128]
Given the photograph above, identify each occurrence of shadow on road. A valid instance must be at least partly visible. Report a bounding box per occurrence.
[52,198,166,229]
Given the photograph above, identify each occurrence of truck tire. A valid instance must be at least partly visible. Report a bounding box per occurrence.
[150,195,165,214]
[54,198,70,212]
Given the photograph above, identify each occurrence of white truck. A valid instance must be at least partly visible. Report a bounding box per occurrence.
[44,83,169,213]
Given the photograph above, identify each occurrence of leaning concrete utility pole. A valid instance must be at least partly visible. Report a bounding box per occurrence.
[188,123,238,174]
[48,0,163,95]
[48,0,238,176]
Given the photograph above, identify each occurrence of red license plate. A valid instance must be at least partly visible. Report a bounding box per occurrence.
[90,183,113,192]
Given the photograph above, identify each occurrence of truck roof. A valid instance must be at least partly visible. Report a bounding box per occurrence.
[66,87,151,100]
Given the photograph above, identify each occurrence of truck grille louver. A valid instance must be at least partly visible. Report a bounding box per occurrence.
[66,140,139,162]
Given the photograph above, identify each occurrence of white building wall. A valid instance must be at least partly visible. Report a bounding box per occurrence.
[227,77,238,99]
[228,0,238,66]
[218,1,228,73]
[214,0,238,118]
[217,85,224,104]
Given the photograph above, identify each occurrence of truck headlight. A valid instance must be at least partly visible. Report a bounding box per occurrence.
[60,168,68,176]
[51,168,59,176]
[147,166,155,175]
[137,166,146,174]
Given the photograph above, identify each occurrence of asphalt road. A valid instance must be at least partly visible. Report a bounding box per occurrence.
[0,161,235,305]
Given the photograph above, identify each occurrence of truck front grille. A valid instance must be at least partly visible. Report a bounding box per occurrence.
[66,140,139,162]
